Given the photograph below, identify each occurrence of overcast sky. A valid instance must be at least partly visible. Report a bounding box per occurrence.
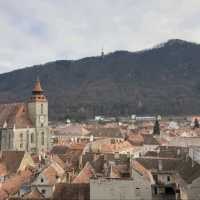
[0,0,200,73]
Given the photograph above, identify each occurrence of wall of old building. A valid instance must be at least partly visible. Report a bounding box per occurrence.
[13,128,36,151]
[90,178,152,200]
[186,177,200,200]
[131,169,153,200]
[31,174,53,198]
[28,101,49,152]
[1,128,14,150]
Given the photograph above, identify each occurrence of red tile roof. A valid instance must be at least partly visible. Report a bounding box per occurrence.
[23,188,44,199]
[73,162,96,184]
[42,166,58,185]
[0,103,33,129]
[0,169,33,198]
[0,151,25,175]
[0,163,8,176]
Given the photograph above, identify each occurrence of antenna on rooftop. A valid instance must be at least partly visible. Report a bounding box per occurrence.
[101,47,104,59]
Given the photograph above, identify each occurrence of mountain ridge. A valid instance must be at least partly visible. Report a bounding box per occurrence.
[1,39,200,120]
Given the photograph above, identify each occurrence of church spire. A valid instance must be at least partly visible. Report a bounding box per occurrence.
[32,77,43,95]
[30,77,46,102]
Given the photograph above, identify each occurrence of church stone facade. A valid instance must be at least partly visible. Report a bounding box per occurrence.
[0,79,49,153]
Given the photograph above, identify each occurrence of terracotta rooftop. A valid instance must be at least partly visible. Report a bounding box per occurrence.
[33,78,43,93]
[0,103,33,129]
[0,169,33,198]
[0,163,8,177]
[42,165,59,185]
[135,158,178,172]
[73,162,96,184]
[23,188,44,199]
[132,160,153,183]
[88,139,134,154]
[54,124,89,136]
[144,146,188,159]
[127,133,159,146]
[87,127,123,138]
[176,158,200,184]
[51,154,66,170]
[51,145,70,154]
[0,151,25,175]
[69,143,86,151]
[134,156,200,184]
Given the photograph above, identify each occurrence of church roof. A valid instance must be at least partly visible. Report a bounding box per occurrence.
[30,78,47,102]
[0,103,33,129]
[73,162,96,184]
[33,78,43,93]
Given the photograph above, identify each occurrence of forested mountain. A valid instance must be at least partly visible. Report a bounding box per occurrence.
[1,39,200,120]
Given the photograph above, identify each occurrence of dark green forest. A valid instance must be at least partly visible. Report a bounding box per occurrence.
[1,39,200,120]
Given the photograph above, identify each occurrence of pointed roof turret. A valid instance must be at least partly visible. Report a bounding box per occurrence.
[32,77,43,95]
[30,77,47,102]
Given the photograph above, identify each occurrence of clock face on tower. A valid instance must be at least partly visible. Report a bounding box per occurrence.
[40,115,45,123]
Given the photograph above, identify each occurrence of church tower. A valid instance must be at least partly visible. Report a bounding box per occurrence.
[28,78,49,152]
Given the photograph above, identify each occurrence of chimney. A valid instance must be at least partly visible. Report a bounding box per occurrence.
[158,160,163,171]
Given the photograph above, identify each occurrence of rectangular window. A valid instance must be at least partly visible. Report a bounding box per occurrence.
[41,104,44,114]
[31,133,34,143]
[41,132,45,145]
[20,133,23,148]
[154,187,158,195]
[167,176,170,182]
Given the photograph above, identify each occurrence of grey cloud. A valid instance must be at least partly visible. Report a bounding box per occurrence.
[0,0,200,73]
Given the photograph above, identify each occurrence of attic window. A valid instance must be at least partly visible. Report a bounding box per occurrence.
[41,178,44,183]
